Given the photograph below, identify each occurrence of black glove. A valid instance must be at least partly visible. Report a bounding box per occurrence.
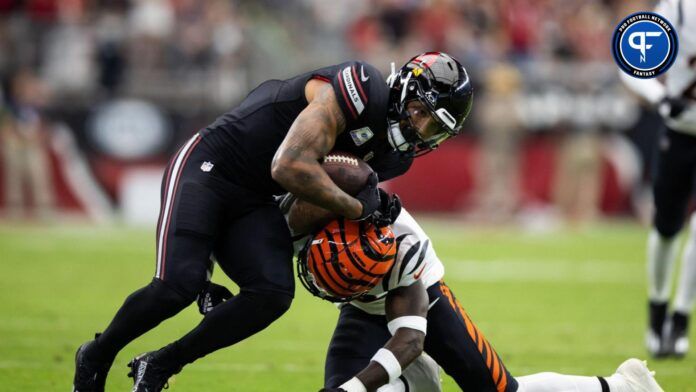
[660,96,690,118]
[318,389,347,392]
[196,282,234,315]
[369,190,402,227]
[354,172,381,220]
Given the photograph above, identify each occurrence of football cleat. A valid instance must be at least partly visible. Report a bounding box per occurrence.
[661,312,689,358]
[72,336,113,392]
[128,352,182,392]
[614,358,664,392]
[644,329,662,358]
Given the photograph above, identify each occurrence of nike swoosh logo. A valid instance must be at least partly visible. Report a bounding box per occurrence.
[428,297,440,310]
[413,265,426,280]
[360,66,369,82]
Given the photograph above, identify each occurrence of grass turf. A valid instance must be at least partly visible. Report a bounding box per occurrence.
[1,219,694,391]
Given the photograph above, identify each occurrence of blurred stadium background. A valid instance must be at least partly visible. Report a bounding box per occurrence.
[0,0,694,390]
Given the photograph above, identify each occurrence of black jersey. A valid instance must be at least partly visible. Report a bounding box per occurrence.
[199,61,413,196]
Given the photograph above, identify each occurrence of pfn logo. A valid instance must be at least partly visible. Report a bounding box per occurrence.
[628,31,663,63]
[612,12,677,79]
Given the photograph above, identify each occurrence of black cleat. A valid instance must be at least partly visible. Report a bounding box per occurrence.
[127,352,182,392]
[72,336,113,392]
[661,312,689,358]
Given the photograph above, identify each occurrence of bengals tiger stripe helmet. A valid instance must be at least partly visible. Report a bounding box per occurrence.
[297,218,397,302]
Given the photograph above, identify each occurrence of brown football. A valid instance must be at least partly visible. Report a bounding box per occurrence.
[321,151,373,196]
[287,152,373,235]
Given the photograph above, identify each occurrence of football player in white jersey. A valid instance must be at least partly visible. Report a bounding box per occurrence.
[620,0,696,358]
[196,194,665,392]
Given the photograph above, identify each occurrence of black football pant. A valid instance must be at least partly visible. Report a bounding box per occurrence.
[324,281,518,392]
[91,132,294,365]
[653,128,696,238]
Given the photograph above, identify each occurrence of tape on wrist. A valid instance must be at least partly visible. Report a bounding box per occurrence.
[371,348,402,382]
[339,376,367,392]
[387,316,427,336]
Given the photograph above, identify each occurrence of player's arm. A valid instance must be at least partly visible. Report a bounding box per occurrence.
[341,280,429,392]
[271,80,364,219]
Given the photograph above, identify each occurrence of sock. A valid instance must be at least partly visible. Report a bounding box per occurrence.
[648,301,668,335]
[674,218,696,314]
[516,372,603,392]
[604,373,632,392]
[671,311,689,335]
[88,279,192,362]
[159,290,292,367]
[646,229,679,302]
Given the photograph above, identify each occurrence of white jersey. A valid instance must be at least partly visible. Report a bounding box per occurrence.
[620,0,696,134]
[346,208,445,315]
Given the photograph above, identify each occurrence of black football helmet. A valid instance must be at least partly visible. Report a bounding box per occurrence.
[386,52,474,156]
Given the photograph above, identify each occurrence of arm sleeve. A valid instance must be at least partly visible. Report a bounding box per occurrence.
[392,234,430,288]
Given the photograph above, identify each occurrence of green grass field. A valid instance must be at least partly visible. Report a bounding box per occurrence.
[1,219,695,391]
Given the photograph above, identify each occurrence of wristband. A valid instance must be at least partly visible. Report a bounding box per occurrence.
[387,316,427,336]
[371,348,402,382]
[339,376,367,392]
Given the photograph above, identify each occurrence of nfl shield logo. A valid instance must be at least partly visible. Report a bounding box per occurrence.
[350,127,374,146]
[200,161,214,172]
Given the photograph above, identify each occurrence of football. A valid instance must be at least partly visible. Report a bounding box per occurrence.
[287,152,373,235]
[321,151,373,196]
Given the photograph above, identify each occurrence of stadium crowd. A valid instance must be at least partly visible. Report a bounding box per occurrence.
[0,0,660,221]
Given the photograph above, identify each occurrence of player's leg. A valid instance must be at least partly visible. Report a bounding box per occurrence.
[423,280,517,392]
[666,211,696,356]
[516,358,663,392]
[139,202,295,371]
[73,134,220,391]
[647,129,696,355]
[424,282,664,392]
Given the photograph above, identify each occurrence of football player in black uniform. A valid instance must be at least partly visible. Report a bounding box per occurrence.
[72,51,474,392]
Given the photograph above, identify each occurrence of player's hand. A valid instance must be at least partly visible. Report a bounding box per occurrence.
[369,190,401,227]
[354,173,381,220]
[196,282,234,315]
[660,96,690,118]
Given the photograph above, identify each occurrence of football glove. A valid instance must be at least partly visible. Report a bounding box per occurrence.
[354,173,401,227]
[196,282,234,315]
[354,172,381,221]
[318,389,347,392]
[369,190,401,227]
[659,96,690,119]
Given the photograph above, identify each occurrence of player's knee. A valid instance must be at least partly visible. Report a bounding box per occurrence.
[245,289,293,320]
[400,353,441,392]
[146,278,196,308]
[654,215,683,239]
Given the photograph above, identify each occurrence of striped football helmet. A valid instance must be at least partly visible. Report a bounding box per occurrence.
[297,218,397,302]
